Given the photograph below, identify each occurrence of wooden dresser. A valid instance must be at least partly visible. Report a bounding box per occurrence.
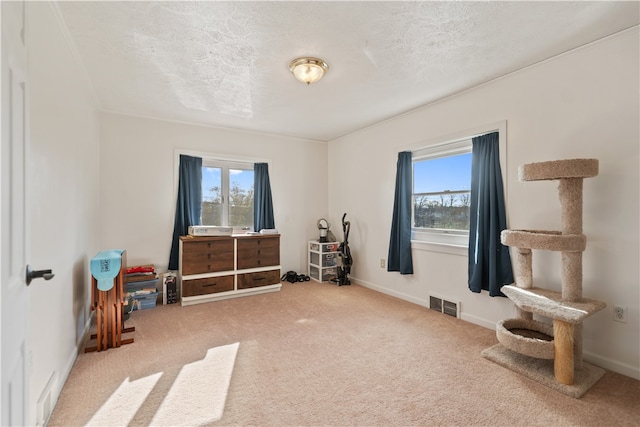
[178,234,281,306]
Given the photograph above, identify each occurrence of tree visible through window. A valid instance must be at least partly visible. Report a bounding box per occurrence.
[201,161,254,230]
[413,146,472,232]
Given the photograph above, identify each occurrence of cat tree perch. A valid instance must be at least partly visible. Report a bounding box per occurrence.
[482,158,606,398]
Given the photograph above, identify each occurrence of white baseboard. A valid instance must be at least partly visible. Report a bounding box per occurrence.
[460,312,498,330]
[351,276,639,380]
[583,350,640,380]
[353,277,430,309]
[355,277,495,328]
[45,312,92,425]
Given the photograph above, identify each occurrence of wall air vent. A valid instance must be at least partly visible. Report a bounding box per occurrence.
[429,295,459,318]
[429,296,443,312]
[442,300,458,317]
[36,372,57,426]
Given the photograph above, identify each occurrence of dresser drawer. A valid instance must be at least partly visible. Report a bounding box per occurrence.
[236,236,279,251]
[182,238,233,254]
[181,239,234,275]
[237,237,280,269]
[237,269,281,290]
[237,247,279,269]
[182,275,234,297]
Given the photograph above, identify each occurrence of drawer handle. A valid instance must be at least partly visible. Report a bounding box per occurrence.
[203,282,218,287]
[208,253,211,259]
[253,276,266,281]
[257,260,261,265]
[207,242,211,248]
[258,249,261,255]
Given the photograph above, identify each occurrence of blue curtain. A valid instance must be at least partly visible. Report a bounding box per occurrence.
[254,163,275,232]
[168,155,202,270]
[387,151,413,274]
[468,132,513,296]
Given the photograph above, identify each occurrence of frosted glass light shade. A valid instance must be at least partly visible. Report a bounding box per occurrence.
[289,57,329,85]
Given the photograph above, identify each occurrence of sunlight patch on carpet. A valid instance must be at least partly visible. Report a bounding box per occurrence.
[150,342,239,426]
[86,372,162,426]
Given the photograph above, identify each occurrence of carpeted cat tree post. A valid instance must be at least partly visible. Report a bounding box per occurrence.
[482,158,606,398]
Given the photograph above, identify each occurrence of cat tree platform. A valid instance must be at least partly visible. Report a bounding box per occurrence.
[501,230,585,252]
[496,317,554,359]
[518,158,599,181]
[501,286,606,324]
[481,344,606,399]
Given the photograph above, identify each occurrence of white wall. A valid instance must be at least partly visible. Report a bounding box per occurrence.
[98,113,327,275]
[27,2,101,425]
[328,28,639,379]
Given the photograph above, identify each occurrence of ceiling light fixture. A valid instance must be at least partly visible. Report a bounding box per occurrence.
[289,57,329,85]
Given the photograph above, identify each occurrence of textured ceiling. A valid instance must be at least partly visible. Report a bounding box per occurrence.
[56,1,639,141]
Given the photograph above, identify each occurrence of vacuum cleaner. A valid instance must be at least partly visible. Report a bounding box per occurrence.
[335,213,352,286]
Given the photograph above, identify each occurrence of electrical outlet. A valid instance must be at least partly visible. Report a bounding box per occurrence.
[613,305,627,323]
[380,259,385,268]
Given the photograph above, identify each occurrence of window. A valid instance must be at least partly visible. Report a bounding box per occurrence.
[201,159,254,231]
[410,121,507,252]
[412,139,472,247]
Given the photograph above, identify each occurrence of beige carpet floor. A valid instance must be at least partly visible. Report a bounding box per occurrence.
[48,281,639,426]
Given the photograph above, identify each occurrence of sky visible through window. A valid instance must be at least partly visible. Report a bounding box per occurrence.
[202,167,253,200]
[202,167,220,200]
[414,153,471,193]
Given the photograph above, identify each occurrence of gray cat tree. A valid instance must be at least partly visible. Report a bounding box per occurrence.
[482,158,606,398]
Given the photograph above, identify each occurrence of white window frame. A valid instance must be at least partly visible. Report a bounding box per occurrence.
[201,158,254,231]
[408,121,508,256]
[412,138,472,248]
[173,149,268,233]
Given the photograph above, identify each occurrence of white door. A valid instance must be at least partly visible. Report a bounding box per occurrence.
[1,1,30,425]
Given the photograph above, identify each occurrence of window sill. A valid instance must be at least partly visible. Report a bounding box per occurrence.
[411,240,468,256]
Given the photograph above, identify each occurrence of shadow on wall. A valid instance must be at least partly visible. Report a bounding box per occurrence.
[72,256,88,346]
